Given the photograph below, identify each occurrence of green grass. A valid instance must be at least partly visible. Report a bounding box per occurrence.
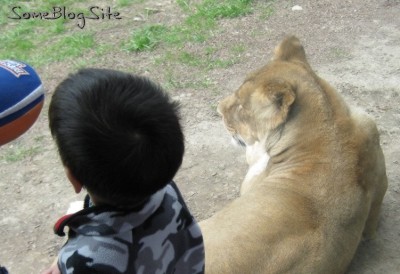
[1,133,47,163]
[176,0,191,12]
[329,47,351,59]
[154,42,243,91]
[117,0,145,7]
[170,45,242,69]
[2,26,94,66]
[0,0,262,69]
[259,2,275,20]
[164,69,213,90]
[122,25,168,52]
[0,1,94,66]
[193,0,253,20]
[178,51,239,69]
[178,52,203,67]
[124,0,255,53]
[1,146,42,163]
[45,33,95,62]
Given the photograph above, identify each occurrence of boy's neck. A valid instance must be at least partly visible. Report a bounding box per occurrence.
[87,191,151,210]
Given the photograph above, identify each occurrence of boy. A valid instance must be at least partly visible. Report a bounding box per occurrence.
[44,68,204,274]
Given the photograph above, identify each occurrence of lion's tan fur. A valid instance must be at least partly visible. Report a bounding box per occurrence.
[200,36,388,274]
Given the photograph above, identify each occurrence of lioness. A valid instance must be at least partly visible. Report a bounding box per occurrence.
[200,36,388,274]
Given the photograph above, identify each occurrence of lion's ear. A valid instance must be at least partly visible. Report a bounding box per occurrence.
[256,79,296,130]
[273,36,308,64]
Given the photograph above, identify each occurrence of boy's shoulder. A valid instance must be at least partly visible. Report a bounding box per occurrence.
[56,182,204,274]
[55,182,194,236]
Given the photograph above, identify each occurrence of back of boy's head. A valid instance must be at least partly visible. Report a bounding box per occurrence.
[49,68,184,207]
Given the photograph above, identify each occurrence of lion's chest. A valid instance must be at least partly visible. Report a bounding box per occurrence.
[241,142,270,194]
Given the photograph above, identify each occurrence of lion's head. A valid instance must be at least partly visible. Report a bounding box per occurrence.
[217,36,315,147]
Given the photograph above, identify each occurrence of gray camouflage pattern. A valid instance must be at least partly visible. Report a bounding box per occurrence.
[55,182,204,274]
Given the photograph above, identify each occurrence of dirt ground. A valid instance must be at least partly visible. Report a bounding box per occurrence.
[1,0,399,273]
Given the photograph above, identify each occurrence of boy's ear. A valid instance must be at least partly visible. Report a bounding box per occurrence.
[65,167,83,194]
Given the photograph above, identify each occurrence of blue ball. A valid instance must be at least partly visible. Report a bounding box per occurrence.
[0,60,44,145]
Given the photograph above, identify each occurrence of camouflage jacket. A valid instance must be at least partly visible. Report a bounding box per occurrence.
[54,182,205,274]
[0,266,8,274]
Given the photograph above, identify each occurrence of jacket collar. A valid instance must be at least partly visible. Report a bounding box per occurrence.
[54,186,167,237]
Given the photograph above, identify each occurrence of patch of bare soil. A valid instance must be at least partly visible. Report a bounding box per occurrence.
[1,0,399,273]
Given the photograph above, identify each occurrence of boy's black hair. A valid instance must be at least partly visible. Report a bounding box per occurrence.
[49,68,184,206]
